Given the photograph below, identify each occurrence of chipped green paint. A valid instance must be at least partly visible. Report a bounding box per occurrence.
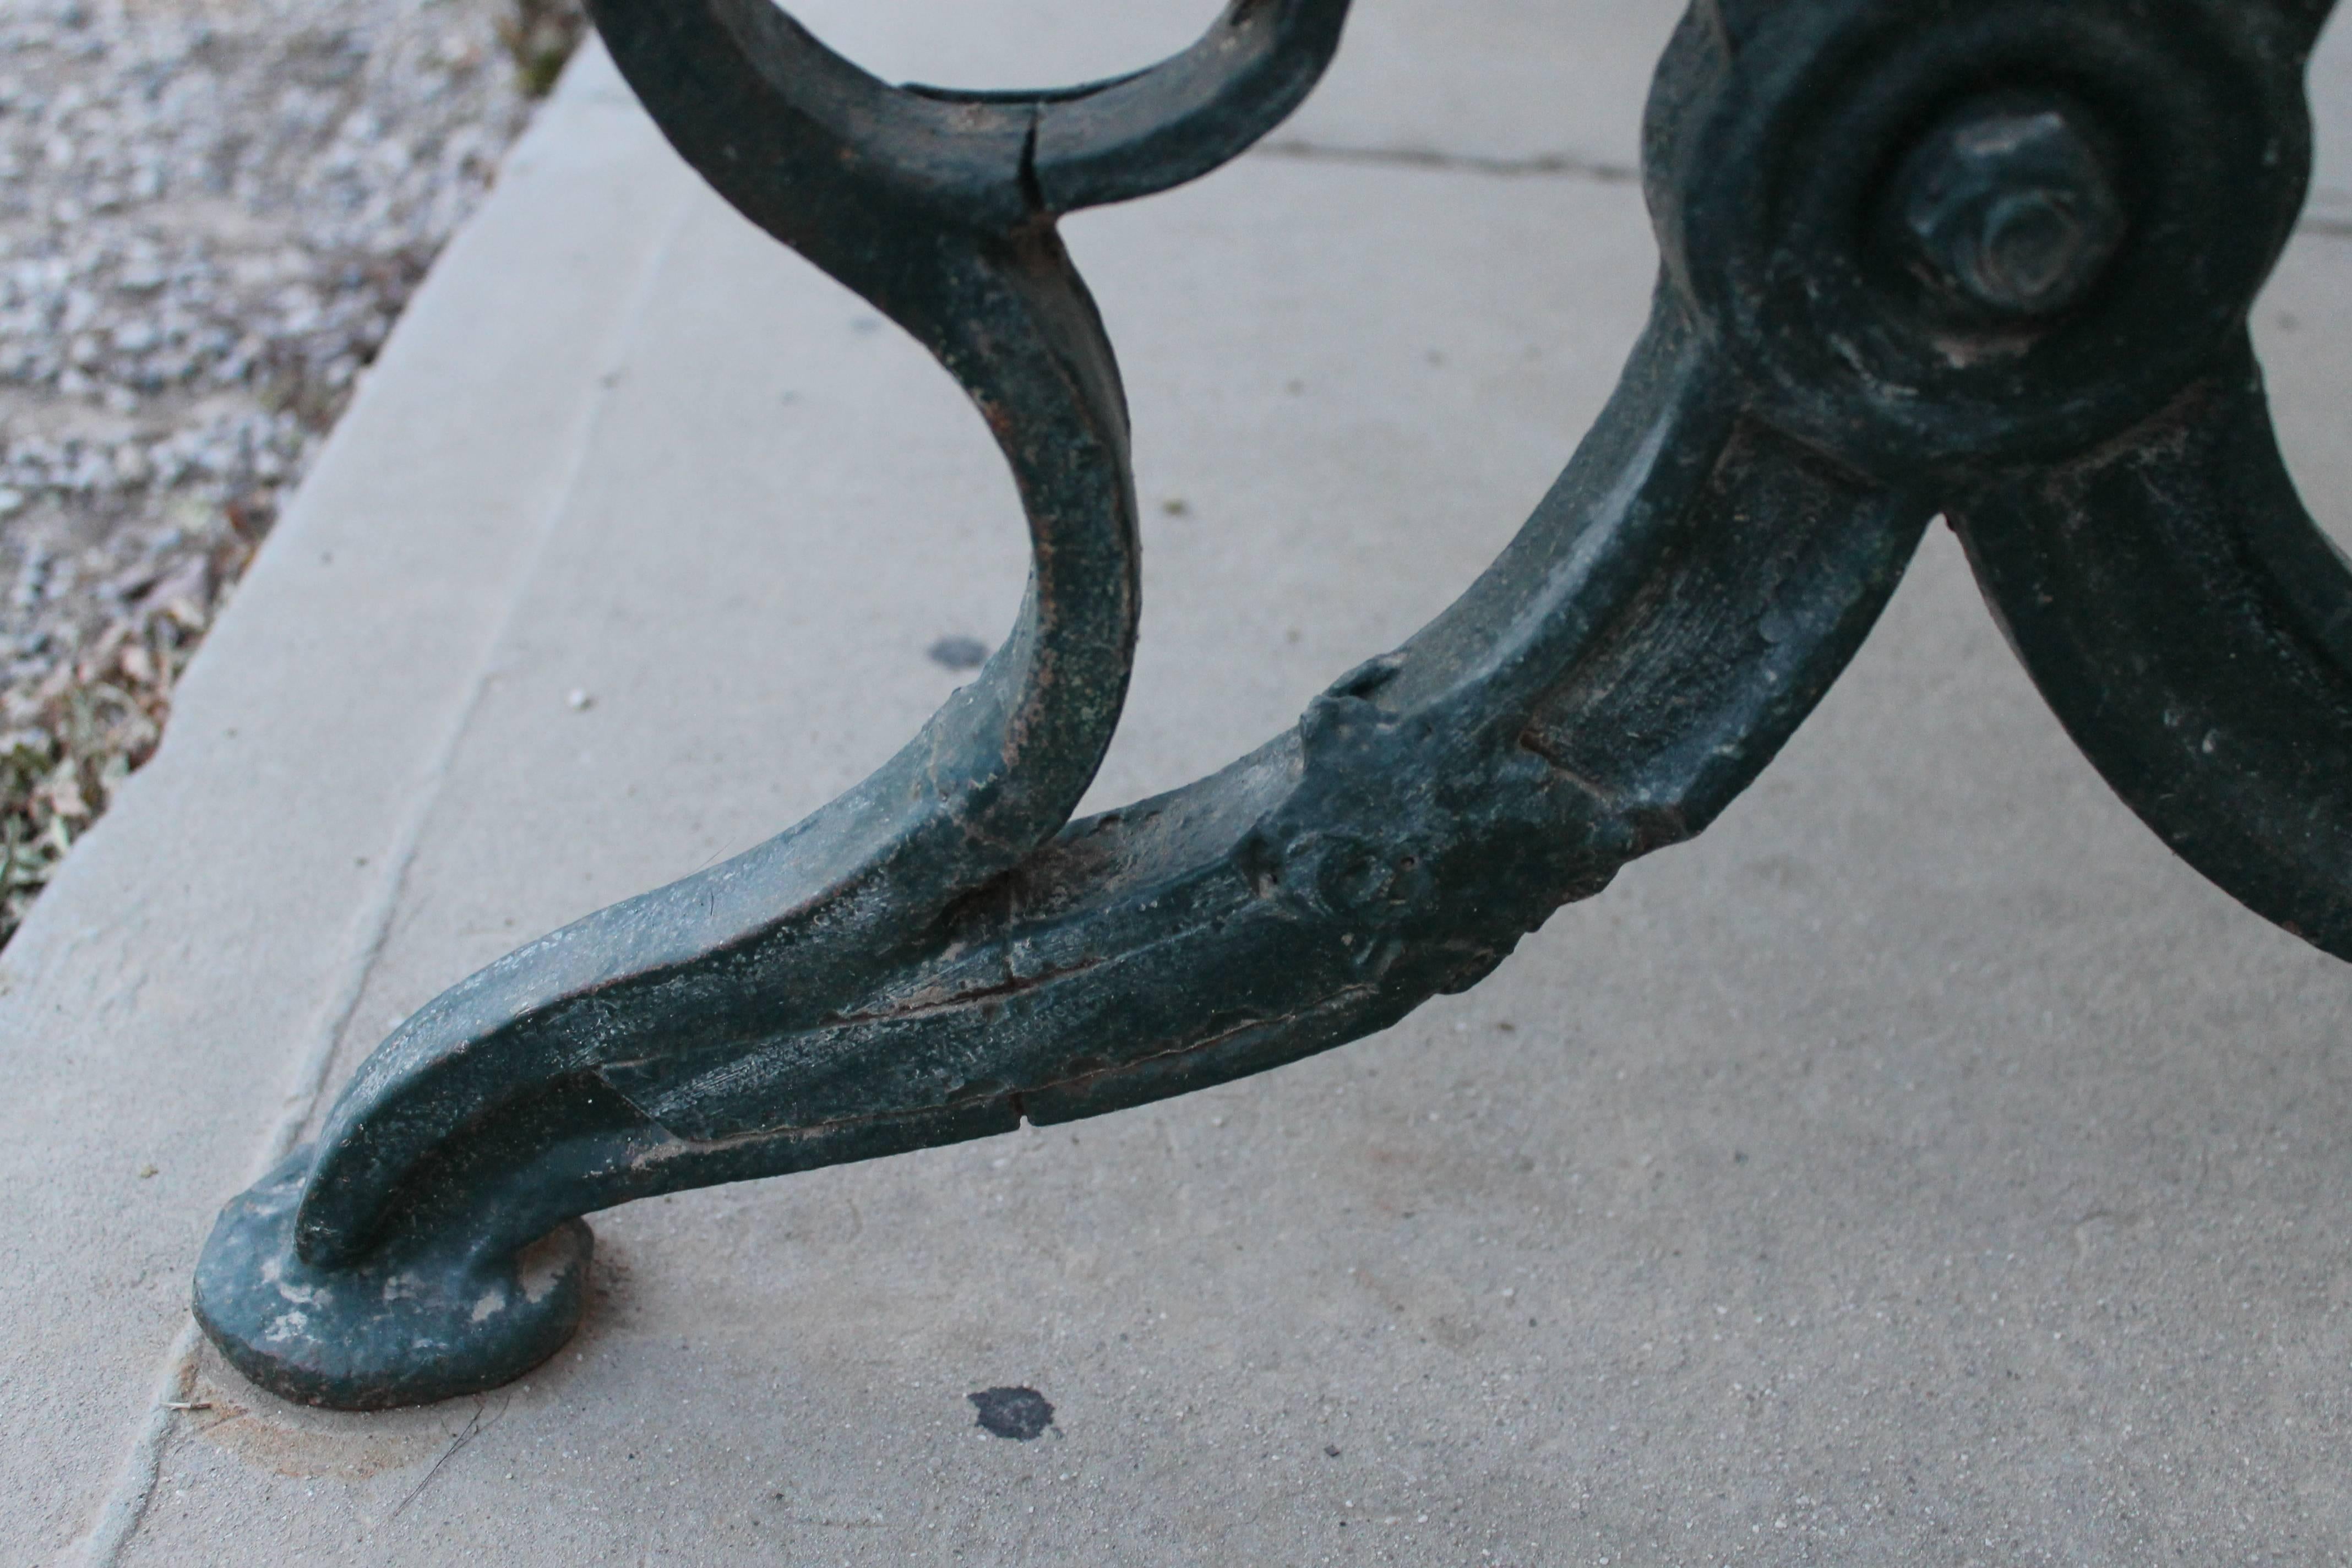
[197,0,2349,1409]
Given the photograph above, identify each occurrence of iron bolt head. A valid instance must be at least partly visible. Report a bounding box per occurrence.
[1896,104,2127,319]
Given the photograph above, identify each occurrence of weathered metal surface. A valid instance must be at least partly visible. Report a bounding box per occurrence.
[196,0,2347,1409]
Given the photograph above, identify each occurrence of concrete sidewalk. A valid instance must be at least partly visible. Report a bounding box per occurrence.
[7,3,2352,1562]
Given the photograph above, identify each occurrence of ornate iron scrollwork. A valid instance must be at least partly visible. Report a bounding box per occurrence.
[195,0,2345,1409]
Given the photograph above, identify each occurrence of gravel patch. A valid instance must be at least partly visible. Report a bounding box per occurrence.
[0,0,580,944]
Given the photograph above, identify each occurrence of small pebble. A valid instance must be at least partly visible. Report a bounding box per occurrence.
[566,688,593,710]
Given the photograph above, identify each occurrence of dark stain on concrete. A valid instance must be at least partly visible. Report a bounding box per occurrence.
[967,1386,1054,1440]
[928,635,990,671]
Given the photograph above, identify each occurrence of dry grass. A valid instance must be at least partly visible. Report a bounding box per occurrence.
[1,515,251,944]
[499,0,587,99]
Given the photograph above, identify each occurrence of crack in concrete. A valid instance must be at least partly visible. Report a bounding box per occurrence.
[1253,138,1638,184]
[1252,141,2352,248]
[69,106,702,1568]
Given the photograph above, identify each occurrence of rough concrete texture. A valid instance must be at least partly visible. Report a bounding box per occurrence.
[6,3,2352,1563]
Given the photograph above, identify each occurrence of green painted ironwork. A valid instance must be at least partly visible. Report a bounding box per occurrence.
[197,0,2347,1410]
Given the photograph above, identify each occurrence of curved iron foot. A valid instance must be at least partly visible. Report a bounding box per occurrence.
[1953,347,2352,957]
[198,0,2343,1407]
[195,1153,594,1411]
